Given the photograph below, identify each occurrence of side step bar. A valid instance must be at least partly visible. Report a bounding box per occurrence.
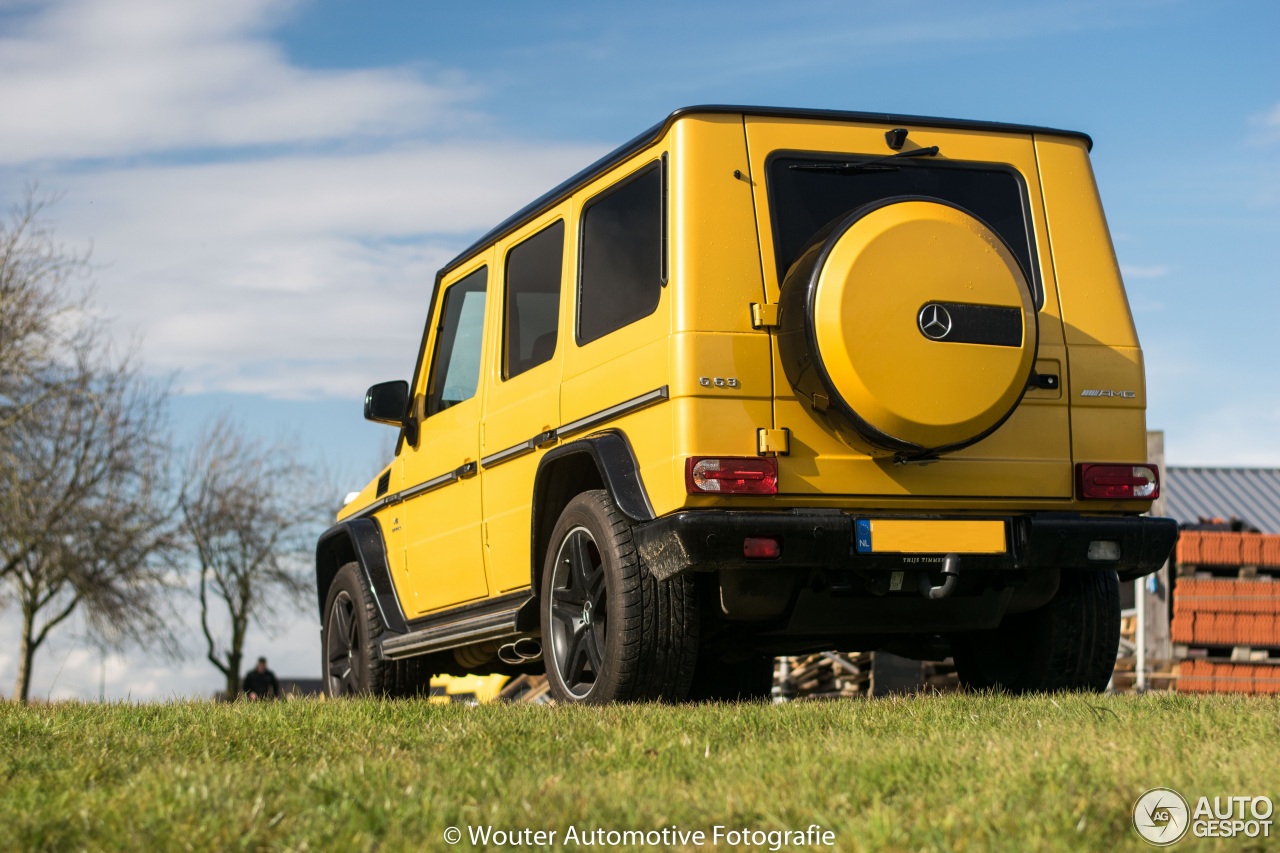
[379,596,533,661]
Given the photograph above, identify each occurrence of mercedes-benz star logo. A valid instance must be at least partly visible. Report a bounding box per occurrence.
[918,303,953,340]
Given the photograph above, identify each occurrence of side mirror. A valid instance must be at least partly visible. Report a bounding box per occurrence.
[364,380,409,426]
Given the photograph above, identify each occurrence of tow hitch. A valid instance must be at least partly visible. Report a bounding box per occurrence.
[919,553,960,600]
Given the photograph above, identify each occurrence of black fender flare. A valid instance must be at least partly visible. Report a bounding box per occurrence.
[315,517,408,635]
[529,431,655,591]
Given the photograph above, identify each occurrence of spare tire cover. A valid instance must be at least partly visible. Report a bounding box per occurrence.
[777,196,1038,456]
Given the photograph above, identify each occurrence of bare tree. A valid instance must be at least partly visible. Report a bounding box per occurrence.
[0,192,177,701]
[1,357,176,701]
[178,417,325,699]
[0,188,91,436]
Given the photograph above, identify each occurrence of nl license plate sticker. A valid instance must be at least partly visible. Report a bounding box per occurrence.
[854,519,1007,555]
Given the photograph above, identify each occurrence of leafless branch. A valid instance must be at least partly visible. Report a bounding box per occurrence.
[0,188,177,702]
[177,415,328,698]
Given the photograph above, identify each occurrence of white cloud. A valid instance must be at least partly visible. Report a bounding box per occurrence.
[0,0,605,400]
[1162,401,1280,467]
[1251,101,1280,146]
[39,140,601,398]
[1120,263,1170,279]
[1145,339,1280,467]
[0,0,473,164]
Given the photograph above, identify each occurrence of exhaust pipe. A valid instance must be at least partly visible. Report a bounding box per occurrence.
[498,637,543,665]
[919,553,960,600]
[514,637,542,660]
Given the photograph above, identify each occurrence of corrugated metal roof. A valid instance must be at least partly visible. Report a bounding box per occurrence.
[1165,467,1280,534]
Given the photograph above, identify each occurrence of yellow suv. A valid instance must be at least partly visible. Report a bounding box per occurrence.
[316,106,1178,703]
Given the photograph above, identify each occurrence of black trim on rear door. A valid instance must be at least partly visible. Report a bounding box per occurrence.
[766,150,1043,306]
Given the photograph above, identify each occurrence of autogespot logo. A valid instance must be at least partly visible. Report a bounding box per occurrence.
[1133,788,1190,846]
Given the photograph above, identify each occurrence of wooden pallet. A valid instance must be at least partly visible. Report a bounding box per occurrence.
[1174,644,1280,663]
[1110,667,1178,692]
[497,673,553,704]
[777,652,873,699]
[1177,564,1280,580]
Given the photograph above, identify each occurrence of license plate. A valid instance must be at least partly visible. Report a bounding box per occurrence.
[854,519,1006,554]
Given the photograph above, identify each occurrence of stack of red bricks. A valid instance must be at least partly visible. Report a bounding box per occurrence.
[1171,578,1280,645]
[1173,531,1280,695]
[1178,660,1280,694]
[1176,531,1280,567]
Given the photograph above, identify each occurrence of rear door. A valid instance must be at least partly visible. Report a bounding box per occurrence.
[744,116,1072,499]
[480,209,568,595]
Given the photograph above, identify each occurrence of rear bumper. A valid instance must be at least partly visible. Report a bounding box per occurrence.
[633,510,1178,582]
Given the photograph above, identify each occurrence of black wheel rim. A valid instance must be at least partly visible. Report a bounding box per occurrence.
[326,590,361,696]
[548,526,608,699]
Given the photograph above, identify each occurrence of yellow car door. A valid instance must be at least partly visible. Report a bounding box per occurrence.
[480,213,567,595]
[398,259,492,617]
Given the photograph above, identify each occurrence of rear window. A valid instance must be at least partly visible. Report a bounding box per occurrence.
[767,153,1040,303]
[503,220,564,379]
[577,161,664,345]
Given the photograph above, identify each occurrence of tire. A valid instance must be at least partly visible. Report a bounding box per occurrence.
[540,490,699,704]
[322,561,432,698]
[686,654,776,702]
[952,569,1121,693]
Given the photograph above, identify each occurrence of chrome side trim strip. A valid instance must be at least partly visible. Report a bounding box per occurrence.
[349,496,391,520]
[481,441,533,469]
[400,469,457,501]
[349,468,460,520]
[379,604,525,659]
[353,386,671,512]
[477,387,669,472]
[557,385,669,439]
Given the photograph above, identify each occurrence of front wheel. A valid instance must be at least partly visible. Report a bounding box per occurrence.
[540,490,699,704]
[952,569,1120,693]
[323,562,385,697]
[323,562,431,698]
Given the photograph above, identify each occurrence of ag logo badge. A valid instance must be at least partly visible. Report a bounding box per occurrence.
[1133,787,1190,846]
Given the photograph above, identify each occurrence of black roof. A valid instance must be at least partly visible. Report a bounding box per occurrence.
[439,105,1092,277]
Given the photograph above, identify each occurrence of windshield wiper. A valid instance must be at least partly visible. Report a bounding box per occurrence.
[789,145,941,174]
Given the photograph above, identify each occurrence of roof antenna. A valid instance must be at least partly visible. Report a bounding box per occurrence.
[885,128,909,150]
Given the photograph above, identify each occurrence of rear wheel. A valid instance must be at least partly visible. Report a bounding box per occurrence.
[952,569,1120,693]
[540,490,699,704]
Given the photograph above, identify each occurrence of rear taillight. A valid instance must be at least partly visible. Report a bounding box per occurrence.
[686,457,778,495]
[743,536,781,559]
[1077,463,1159,500]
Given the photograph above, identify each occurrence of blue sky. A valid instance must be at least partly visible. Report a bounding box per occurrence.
[1,0,1278,699]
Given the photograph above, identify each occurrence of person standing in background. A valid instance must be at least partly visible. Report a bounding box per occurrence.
[242,657,281,699]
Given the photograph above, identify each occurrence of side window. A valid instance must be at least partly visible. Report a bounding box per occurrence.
[577,161,664,345]
[426,267,487,415]
[503,221,564,379]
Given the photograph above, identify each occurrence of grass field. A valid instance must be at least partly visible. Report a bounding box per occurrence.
[2,693,1277,851]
